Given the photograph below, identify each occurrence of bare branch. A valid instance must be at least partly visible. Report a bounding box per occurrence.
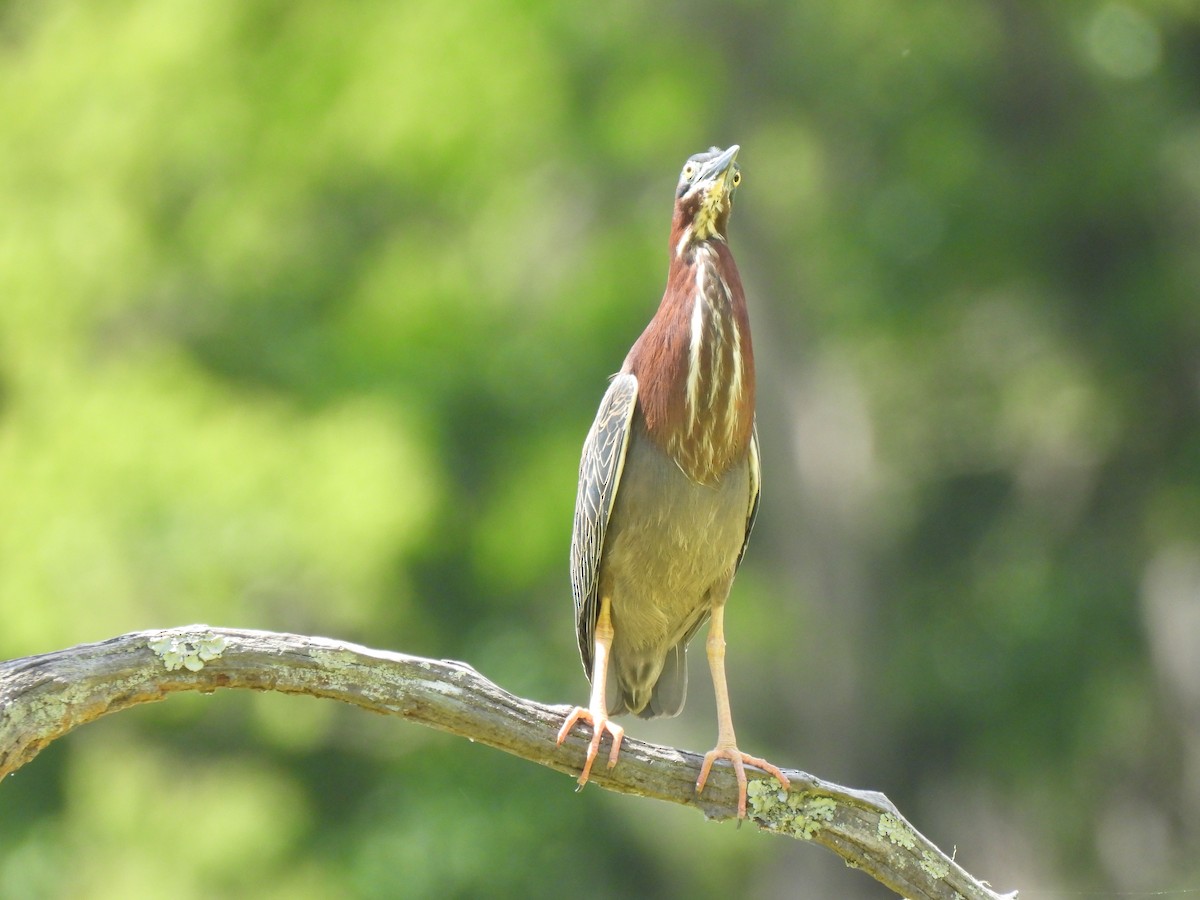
[0,626,1014,900]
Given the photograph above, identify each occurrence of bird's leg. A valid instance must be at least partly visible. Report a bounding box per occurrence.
[556,596,625,788]
[696,602,791,818]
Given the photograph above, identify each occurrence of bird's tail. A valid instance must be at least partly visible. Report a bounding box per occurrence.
[617,642,688,720]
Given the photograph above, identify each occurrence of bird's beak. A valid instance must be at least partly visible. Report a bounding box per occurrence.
[700,145,740,191]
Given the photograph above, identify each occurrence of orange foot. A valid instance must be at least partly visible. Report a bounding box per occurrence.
[556,706,625,787]
[696,745,791,819]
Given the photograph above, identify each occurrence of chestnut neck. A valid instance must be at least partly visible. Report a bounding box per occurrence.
[623,230,755,485]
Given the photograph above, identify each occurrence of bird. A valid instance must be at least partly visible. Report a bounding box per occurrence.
[556,145,790,818]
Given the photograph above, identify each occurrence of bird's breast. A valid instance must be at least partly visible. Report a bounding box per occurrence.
[601,419,751,655]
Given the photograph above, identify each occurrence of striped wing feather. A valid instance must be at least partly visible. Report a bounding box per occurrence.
[737,424,762,569]
[571,373,638,676]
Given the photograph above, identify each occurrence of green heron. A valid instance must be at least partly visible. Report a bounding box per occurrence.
[557,145,790,818]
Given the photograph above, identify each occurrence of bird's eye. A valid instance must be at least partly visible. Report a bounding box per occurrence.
[683,163,697,181]
[731,171,741,187]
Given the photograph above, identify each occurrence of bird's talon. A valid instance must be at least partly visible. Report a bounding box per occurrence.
[559,706,624,788]
[556,710,584,746]
[697,746,789,819]
[605,724,625,769]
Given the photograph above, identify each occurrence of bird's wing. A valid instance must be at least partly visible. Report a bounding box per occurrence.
[571,373,638,677]
[735,422,761,572]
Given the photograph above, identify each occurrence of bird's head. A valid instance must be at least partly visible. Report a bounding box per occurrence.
[672,145,741,253]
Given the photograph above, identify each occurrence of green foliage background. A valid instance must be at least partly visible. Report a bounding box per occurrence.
[2,1,1198,896]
